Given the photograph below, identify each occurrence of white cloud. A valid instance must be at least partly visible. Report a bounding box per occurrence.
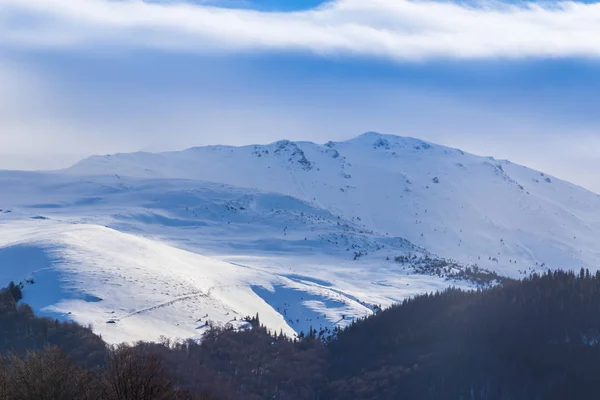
[1,0,600,60]
[1,1,600,190]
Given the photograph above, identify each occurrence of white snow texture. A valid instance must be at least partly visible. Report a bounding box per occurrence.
[1,132,598,343]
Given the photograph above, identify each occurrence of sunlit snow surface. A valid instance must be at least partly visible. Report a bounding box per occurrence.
[1,133,599,343]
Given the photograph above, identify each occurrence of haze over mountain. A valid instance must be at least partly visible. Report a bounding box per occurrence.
[1,132,598,343]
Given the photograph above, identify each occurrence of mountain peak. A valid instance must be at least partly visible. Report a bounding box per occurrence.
[350,131,395,141]
[344,132,437,151]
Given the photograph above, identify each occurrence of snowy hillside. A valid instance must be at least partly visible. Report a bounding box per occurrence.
[0,171,457,343]
[69,132,600,275]
[1,132,599,343]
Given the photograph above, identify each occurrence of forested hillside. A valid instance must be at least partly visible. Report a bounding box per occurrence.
[3,270,600,399]
[328,269,600,399]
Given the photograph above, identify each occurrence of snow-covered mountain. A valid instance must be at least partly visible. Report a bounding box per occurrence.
[1,132,599,343]
[69,132,600,274]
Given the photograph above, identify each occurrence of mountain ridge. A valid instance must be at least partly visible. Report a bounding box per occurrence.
[64,132,600,274]
[2,131,599,343]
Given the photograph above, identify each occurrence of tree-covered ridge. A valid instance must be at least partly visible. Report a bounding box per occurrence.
[0,283,106,368]
[328,269,600,399]
[4,270,600,399]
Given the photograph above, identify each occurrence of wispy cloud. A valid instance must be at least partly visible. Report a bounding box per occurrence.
[1,0,600,60]
[0,59,96,165]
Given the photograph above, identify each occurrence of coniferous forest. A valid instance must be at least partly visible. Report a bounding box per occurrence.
[3,269,600,399]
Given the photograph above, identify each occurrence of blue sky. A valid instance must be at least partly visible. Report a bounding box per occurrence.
[1,0,600,191]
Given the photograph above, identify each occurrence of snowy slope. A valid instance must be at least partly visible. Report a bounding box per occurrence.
[1,219,412,344]
[1,132,599,343]
[0,221,295,343]
[69,132,600,275]
[0,171,455,343]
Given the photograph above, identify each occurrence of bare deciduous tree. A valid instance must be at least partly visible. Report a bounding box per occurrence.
[101,344,178,400]
[2,346,93,400]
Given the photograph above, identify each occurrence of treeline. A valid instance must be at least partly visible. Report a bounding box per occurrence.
[0,345,197,400]
[0,286,200,399]
[0,284,105,367]
[327,268,600,399]
[0,286,325,400]
[4,269,600,399]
